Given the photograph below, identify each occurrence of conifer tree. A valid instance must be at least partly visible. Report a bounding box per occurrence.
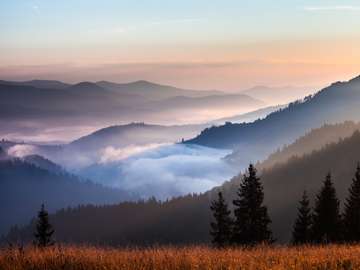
[292,190,312,244]
[312,173,342,243]
[343,164,360,242]
[232,164,272,245]
[34,204,54,247]
[210,192,233,248]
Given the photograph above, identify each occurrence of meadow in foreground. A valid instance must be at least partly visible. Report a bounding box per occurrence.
[0,245,358,270]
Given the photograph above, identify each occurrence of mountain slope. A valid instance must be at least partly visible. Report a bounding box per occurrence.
[187,75,360,167]
[22,154,66,175]
[258,121,360,170]
[209,105,285,125]
[10,130,360,245]
[241,85,315,105]
[70,123,202,150]
[0,157,136,235]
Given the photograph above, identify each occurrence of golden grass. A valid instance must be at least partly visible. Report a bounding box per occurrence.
[0,245,359,270]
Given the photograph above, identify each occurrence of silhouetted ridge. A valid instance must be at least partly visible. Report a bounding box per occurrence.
[0,79,70,89]
[67,82,106,92]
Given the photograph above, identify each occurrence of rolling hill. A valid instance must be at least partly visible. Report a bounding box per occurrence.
[0,151,137,235]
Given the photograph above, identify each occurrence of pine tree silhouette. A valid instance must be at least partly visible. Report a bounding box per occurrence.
[312,173,342,243]
[210,192,233,248]
[34,204,54,247]
[232,164,272,245]
[292,190,312,244]
[343,163,360,242]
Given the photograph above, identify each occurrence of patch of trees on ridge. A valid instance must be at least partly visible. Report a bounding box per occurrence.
[211,164,360,247]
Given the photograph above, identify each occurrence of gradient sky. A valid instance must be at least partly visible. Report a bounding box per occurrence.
[1,0,360,90]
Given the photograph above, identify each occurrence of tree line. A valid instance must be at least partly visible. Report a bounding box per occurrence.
[210,164,360,247]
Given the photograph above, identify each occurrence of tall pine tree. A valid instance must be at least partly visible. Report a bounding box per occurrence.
[232,164,272,245]
[34,204,55,247]
[312,173,342,243]
[343,164,360,242]
[210,192,233,248]
[292,190,312,244]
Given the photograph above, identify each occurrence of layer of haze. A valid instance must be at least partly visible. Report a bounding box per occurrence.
[1,0,360,90]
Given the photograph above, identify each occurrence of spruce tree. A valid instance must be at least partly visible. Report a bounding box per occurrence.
[343,164,360,242]
[232,164,272,245]
[210,191,233,248]
[312,173,342,243]
[292,190,312,244]
[34,204,55,247]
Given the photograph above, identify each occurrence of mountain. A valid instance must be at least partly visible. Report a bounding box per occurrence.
[69,122,202,151]
[258,121,360,170]
[8,130,360,245]
[241,85,315,105]
[96,80,224,100]
[187,75,360,167]
[0,156,137,235]
[209,105,285,125]
[148,94,265,111]
[22,154,66,175]
[24,123,206,170]
[0,80,266,141]
[0,79,70,89]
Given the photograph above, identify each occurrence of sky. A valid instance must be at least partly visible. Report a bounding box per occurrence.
[1,0,360,90]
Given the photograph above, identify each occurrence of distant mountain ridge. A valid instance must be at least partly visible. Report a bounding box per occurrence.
[187,75,360,168]
[0,79,266,141]
[0,79,70,89]
[96,80,224,100]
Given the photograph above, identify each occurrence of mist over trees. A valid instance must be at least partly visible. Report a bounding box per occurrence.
[6,129,360,246]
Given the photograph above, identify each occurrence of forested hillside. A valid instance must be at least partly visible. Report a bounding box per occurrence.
[8,130,360,244]
[258,121,360,170]
[0,155,136,235]
[187,76,360,167]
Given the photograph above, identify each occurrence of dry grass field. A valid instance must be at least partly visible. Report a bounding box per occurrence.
[0,245,359,270]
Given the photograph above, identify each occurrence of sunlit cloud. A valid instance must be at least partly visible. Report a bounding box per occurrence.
[7,144,37,157]
[100,143,170,163]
